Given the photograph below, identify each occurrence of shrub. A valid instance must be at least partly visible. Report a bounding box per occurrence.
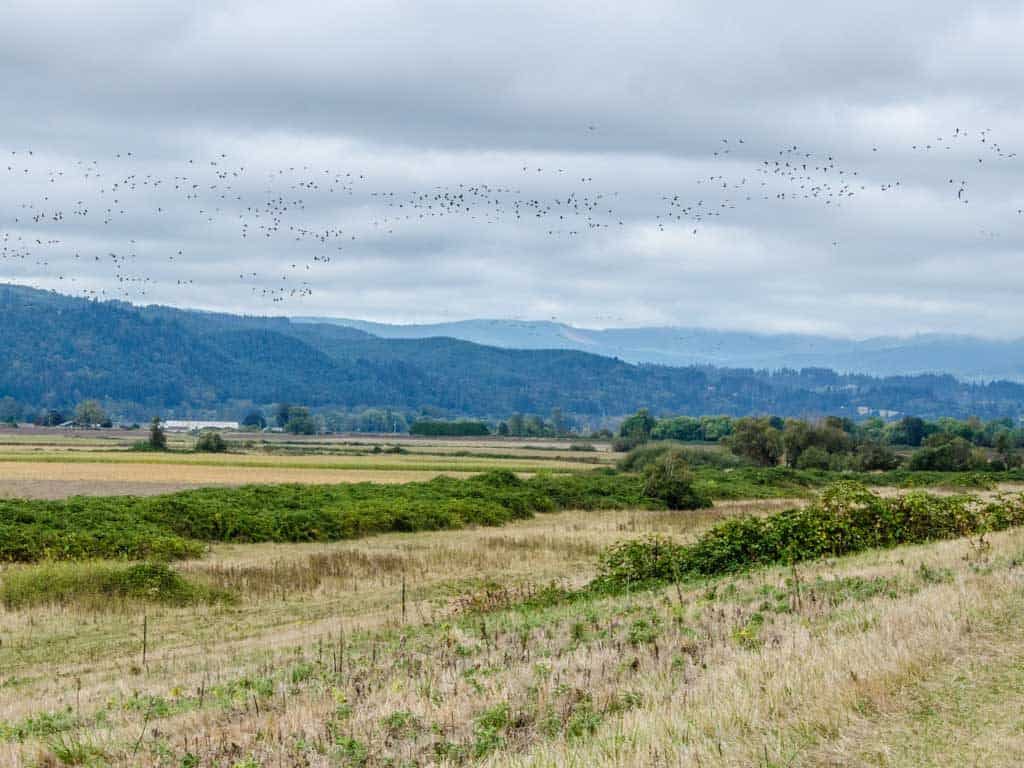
[794,446,830,470]
[0,470,655,563]
[1,561,234,610]
[565,698,602,739]
[596,535,686,588]
[195,431,228,453]
[618,442,743,472]
[612,435,645,452]
[909,435,987,472]
[410,420,490,437]
[726,417,784,467]
[641,451,713,510]
[592,482,1024,590]
[851,441,903,471]
[472,703,511,757]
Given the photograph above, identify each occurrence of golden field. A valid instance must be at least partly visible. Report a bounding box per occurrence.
[0,431,617,499]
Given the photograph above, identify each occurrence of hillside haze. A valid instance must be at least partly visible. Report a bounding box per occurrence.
[4,284,1024,422]
[298,317,1024,382]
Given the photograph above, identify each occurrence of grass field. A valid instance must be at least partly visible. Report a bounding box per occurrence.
[3,431,1024,766]
[3,484,1024,767]
[0,431,619,499]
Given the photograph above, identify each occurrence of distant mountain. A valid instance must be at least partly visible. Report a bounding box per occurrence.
[3,284,1024,422]
[297,317,1024,382]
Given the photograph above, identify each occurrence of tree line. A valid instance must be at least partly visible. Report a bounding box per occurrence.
[618,410,1024,472]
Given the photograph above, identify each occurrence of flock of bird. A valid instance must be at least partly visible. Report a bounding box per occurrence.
[1,125,1019,305]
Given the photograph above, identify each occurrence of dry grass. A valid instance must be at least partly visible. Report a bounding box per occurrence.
[0,463,478,499]
[0,434,614,499]
[0,441,596,501]
[0,443,603,500]
[0,432,619,500]
[2,495,1021,766]
[0,451,587,470]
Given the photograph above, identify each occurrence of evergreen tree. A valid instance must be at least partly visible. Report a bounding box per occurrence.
[148,417,168,451]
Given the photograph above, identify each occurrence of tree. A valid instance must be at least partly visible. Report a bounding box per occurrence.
[620,409,655,442]
[497,421,510,436]
[859,417,887,443]
[275,403,293,428]
[794,445,830,470]
[995,431,1021,469]
[284,406,316,435]
[782,419,814,467]
[0,397,22,425]
[74,400,107,428]
[550,407,568,436]
[908,434,985,471]
[242,409,267,429]
[616,408,656,450]
[784,418,853,466]
[896,416,927,447]
[35,409,65,427]
[410,420,490,436]
[195,431,227,452]
[852,441,902,471]
[148,417,167,451]
[652,416,702,442]
[699,415,733,442]
[727,417,784,467]
[507,413,525,436]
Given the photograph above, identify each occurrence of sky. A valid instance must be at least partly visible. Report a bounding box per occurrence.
[1,0,1023,337]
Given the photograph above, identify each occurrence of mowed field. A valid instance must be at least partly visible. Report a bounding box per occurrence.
[0,428,618,499]
[4,495,1024,767]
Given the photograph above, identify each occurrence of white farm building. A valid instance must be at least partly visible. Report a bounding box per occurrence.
[163,420,239,432]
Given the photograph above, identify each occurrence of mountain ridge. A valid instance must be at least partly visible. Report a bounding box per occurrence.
[295,316,1024,382]
[2,284,1024,422]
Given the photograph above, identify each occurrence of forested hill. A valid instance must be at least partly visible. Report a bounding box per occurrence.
[298,317,1024,382]
[2,284,1024,421]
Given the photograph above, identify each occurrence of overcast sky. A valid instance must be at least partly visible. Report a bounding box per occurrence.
[2,0,1023,337]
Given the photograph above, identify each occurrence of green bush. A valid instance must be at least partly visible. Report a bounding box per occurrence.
[794,446,831,470]
[410,420,490,437]
[593,482,1024,590]
[7,466,1018,566]
[1,561,234,609]
[194,431,228,453]
[618,442,744,472]
[0,470,655,563]
[593,535,686,589]
[851,441,903,471]
[641,451,713,510]
[909,435,988,472]
[726,417,784,467]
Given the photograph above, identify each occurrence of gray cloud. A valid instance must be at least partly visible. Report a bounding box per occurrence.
[1,0,1023,337]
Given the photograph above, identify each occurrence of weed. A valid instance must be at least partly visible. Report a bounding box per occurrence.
[565,698,603,740]
[473,703,510,757]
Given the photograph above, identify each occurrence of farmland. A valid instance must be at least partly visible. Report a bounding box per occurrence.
[0,429,617,500]
[4,431,1024,766]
